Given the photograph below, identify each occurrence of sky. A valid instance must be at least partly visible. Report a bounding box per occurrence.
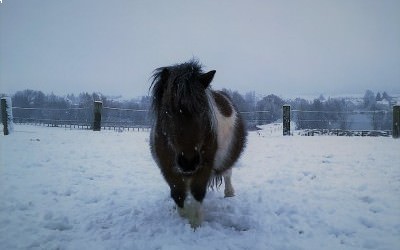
[1,0,399,99]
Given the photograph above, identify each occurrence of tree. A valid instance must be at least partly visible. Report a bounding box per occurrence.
[12,90,47,121]
[292,98,311,129]
[376,92,382,101]
[12,89,46,108]
[256,94,284,124]
[324,98,350,130]
[244,91,256,110]
[311,99,328,129]
[382,91,390,100]
[363,90,376,110]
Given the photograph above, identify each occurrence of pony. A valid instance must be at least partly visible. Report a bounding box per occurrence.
[149,60,247,227]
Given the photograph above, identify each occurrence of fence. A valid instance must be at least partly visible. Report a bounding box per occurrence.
[9,106,152,131]
[1,100,272,133]
[11,107,93,128]
[292,110,392,131]
[2,97,400,138]
[8,107,269,131]
[283,105,400,138]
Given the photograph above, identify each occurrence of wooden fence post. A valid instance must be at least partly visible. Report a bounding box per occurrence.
[393,105,400,139]
[283,105,291,136]
[1,97,13,135]
[1,98,9,135]
[93,101,102,131]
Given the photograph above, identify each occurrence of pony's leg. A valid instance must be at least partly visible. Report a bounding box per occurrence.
[164,173,187,209]
[186,167,212,228]
[223,169,235,197]
[178,198,203,229]
[171,186,186,209]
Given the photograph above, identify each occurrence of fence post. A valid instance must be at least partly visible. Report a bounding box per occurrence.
[283,104,291,136]
[1,97,14,135]
[93,101,102,131]
[393,105,400,138]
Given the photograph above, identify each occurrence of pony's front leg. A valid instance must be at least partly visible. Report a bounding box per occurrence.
[165,174,200,227]
[171,185,186,209]
[178,196,203,229]
[165,173,187,209]
[186,167,212,228]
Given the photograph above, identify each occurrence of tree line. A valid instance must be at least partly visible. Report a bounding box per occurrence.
[224,89,394,130]
[1,89,395,130]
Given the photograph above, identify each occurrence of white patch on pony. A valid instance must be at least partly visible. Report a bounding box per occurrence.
[208,94,237,171]
[205,90,218,132]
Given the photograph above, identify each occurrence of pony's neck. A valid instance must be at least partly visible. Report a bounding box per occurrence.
[205,89,218,134]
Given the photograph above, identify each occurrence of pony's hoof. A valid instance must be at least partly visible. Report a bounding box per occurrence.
[224,189,235,198]
[189,217,202,229]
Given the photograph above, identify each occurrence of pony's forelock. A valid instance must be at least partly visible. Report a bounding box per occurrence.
[150,60,210,116]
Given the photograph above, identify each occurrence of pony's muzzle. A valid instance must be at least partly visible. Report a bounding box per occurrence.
[177,152,200,175]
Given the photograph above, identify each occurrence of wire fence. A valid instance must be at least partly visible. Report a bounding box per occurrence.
[12,106,94,129]
[5,105,396,136]
[11,106,151,130]
[9,106,273,131]
[292,109,392,131]
[291,109,393,136]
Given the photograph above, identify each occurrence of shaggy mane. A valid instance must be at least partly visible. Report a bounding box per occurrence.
[150,60,209,116]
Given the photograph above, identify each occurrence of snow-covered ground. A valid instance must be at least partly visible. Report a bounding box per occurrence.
[0,125,399,250]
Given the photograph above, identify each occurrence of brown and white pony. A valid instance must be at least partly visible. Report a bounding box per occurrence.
[149,60,247,227]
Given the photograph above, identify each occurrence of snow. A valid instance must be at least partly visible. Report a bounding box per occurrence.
[1,125,399,250]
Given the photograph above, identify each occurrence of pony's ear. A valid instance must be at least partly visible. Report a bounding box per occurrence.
[199,70,216,88]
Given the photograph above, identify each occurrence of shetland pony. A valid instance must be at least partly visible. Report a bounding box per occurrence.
[149,60,247,227]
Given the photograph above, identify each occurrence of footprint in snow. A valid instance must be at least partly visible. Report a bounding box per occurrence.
[43,216,73,231]
[360,196,374,204]
[358,217,375,229]
[202,196,255,231]
[369,206,383,214]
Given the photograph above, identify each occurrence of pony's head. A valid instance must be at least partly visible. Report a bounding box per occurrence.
[150,60,216,175]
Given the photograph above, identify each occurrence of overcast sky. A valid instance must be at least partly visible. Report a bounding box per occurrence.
[1,0,399,98]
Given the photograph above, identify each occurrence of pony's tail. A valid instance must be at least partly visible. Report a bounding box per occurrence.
[208,174,223,190]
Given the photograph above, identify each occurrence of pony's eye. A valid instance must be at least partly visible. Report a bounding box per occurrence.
[163,108,173,118]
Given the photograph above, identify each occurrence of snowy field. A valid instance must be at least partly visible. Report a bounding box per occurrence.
[0,125,399,250]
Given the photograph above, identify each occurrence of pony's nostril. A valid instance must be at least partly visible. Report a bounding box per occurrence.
[177,153,200,173]
[191,154,200,167]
